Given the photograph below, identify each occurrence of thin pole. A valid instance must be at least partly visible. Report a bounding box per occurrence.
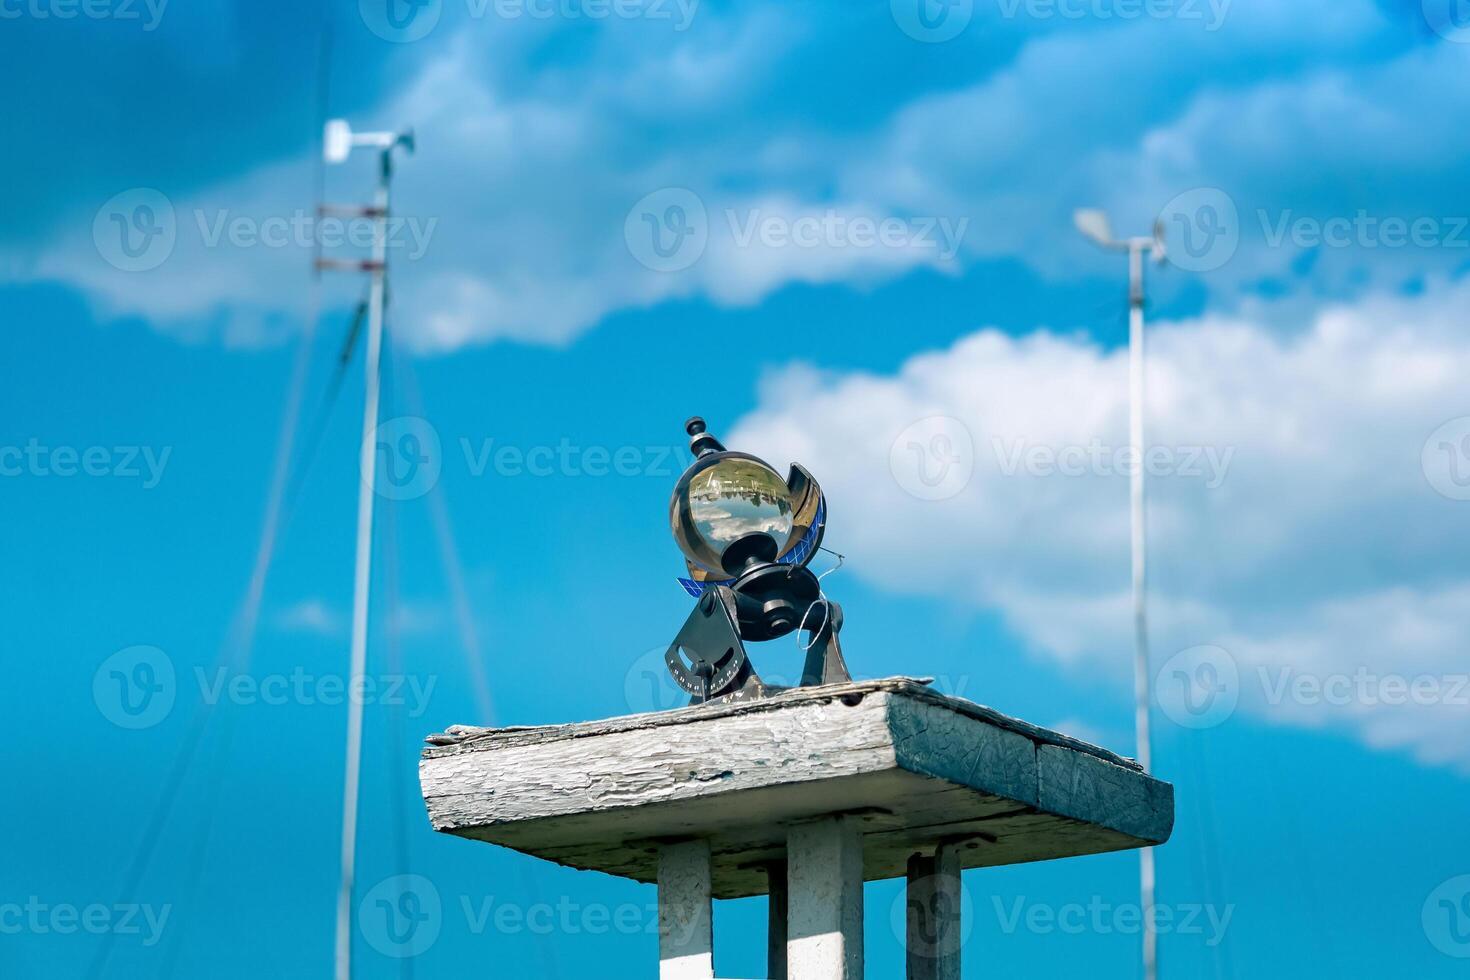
[334,150,391,980]
[1128,241,1157,980]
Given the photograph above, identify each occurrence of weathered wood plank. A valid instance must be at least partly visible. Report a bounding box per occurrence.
[424,677,1142,773]
[418,679,1173,899]
[887,695,1038,807]
[421,694,896,829]
[1036,744,1173,845]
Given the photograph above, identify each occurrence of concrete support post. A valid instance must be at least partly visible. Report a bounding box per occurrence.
[905,843,961,980]
[787,816,864,979]
[658,840,714,980]
[768,859,789,980]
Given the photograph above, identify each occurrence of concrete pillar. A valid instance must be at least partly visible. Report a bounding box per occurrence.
[658,840,713,980]
[787,815,864,979]
[767,859,788,980]
[905,843,961,980]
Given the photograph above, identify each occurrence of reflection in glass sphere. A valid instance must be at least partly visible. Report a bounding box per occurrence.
[688,458,794,547]
[672,454,796,575]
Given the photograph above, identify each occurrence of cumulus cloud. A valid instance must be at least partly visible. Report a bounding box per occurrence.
[18,0,1463,349]
[728,279,1470,770]
[842,4,1470,309]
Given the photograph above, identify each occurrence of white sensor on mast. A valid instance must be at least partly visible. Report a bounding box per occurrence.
[320,115,415,980]
[323,118,414,164]
[1075,206,1170,980]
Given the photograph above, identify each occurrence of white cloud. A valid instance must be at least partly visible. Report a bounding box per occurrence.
[21,0,1451,350]
[274,598,344,636]
[272,596,447,639]
[728,278,1470,770]
[1047,715,1115,749]
[19,17,948,349]
[842,9,1470,307]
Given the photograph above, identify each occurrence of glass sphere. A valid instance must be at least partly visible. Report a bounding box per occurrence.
[671,453,794,574]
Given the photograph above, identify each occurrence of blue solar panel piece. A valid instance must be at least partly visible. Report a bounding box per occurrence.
[783,498,825,567]
[675,500,826,595]
[677,577,710,597]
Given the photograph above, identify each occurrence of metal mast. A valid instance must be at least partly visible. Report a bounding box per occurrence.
[319,118,415,980]
[1074,208,1166,980]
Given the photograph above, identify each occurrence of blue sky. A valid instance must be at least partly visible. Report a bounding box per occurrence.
[4,0,1470,976]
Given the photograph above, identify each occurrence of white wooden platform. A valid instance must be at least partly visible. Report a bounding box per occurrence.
[420,677,1174,977]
